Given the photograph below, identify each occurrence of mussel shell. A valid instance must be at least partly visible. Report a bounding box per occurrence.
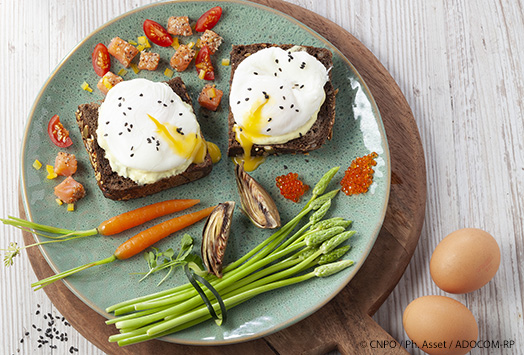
[235,164,281,229]
[201,201,235,278]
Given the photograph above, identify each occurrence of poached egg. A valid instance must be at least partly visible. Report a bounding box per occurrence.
[229,46,329,171]
[96,78,207,185]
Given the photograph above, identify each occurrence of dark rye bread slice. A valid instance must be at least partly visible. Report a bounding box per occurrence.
[75,77,213,201]
[227,43,336,157]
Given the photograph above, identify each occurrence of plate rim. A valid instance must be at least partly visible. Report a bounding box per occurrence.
[19,0,391,346]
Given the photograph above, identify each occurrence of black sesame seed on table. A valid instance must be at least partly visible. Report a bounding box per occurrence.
[268,117,272,122]
[179,112,183,116]
[245,97,249,101]
[247,87,252,91]
[279,106,284,110]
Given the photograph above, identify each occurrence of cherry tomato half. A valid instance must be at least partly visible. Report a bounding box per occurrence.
[143,19,173,47]
[195,6,223,32]
[91,43,111,77]
[47,115,73,148]
[195,46,215,81]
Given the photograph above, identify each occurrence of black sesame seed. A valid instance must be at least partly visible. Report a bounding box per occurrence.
[130,124,133,128]
[253,72,258,75]
[179,112,183,116]
[139,93,143,97]
[266,128,271,132]
[300,85,304,89]
[158,100,162,104]
[171,99,174,103]
[38,344,42,348]
[278,67,282,72]
[151,136,156,140]
[268,117,272,122]
[118,103,122,107]
[290,104,294,108]
[176,127,184,135]
[123,112,126,116]
[274,72,278,77]
[163,104,167,107]
[128,107,132,110]
[300,62,306,69]
[156,147,159,151]
[245,97,249,101]
[130,153,134,157]
[237,101,241,105]
[279,106,284,110]
[104,133,108,137]
[247,87,252,91]
[118,97,122,100]
[130,146,134,150]
[105,121,110,125]
[25,331,29,336]
[280,85,284,89]
[283,96,286,100]
[296,109,300,112]
[127,128,131,132]
[36,310,40,315]
[299,132,303,137]
[275,59,279,63]
[284,165,288,169]
[32,325,37,329]
[119,132,123,135]
[37,328,41,332]
[20,338,23,343]
[263,92,269,99]
[124,122,128,126]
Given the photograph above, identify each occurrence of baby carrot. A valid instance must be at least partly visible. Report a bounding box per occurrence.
[114,205,216,260]
[31,205,216,290]
[98,199,200,235]
[1,199,200,267]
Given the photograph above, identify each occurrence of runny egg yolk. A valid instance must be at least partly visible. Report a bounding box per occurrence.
[148,114,207,164]
[232,98,270,171]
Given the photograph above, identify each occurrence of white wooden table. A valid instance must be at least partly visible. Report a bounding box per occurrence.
[1,1,523,354]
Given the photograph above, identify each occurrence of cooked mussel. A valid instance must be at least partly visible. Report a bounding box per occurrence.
[235,164,281,229]
[201,201,235,278]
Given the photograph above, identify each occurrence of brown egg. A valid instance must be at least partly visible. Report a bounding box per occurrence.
[403,296,478,355]
[430,228,500,294]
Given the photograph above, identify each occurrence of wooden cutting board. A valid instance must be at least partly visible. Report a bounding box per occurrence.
[20,1,426,354]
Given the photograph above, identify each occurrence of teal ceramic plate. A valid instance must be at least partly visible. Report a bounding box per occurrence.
[21,0,390,345]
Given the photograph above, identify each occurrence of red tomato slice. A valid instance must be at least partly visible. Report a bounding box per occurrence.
[195,6,223,32]
[48,115,73,148]
[195,46,215,80]
[143,19,173,47]
[91,43,111,77]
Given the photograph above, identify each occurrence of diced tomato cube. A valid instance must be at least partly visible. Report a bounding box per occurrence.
[97,71,123,95]
[107,37,139,67]
[54,152,78,177]
[138,51,160,71]
[54,176,86,204]
[167,16,193,36]
[170,44,196,72]
[198,84,223,111]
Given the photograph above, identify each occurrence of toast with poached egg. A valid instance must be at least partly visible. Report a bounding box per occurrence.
[227,43,336,171]
[75,77,213,201]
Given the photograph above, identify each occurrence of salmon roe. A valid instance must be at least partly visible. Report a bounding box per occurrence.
[340,152,378,196]
[275,172,309,202]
